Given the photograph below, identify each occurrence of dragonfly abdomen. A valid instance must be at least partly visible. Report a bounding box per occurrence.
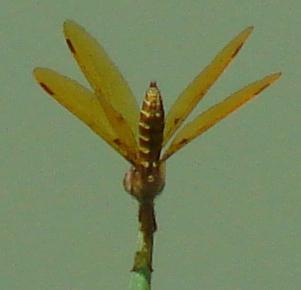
[138,82,164,168]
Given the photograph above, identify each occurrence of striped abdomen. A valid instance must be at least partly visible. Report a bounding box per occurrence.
[138,82,164,172]
[123,82,165,201]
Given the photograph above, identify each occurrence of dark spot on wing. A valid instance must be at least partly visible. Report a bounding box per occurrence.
[254,83,270,96]
[174,117,180,125]
[40,82,54,95]
[113,138,122,145]
[66,38,76,54]
[231,43,243,59]
[178,138,188,146]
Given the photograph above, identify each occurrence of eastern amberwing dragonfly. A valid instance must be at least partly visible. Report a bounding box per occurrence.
[33,20,280,281]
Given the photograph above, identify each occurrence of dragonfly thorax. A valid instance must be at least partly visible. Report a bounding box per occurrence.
[123,162,166,202]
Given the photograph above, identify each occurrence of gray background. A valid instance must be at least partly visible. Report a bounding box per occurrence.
[1,1,300,289]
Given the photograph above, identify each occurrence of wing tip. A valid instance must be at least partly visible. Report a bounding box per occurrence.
[273,71,282,78]
[33,67,51,77]
[240,25,254,40]
[246,25,255,32]
[32,67,44,79]
[267,71,282,83]
[63,19,81,34]
[63,19,75,28]
[32,67,39,75]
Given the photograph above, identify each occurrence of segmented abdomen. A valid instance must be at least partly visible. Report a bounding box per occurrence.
[138,82,164,170]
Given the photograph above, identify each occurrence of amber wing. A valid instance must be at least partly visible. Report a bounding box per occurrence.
[34,20,142,163]
[163,26,254,146]
[33,68,136,162]
[162,72,281,160]
[63,20,139,148]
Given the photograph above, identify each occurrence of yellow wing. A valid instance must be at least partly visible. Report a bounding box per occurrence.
[162,72,281,161]
[33,67,137,164]
[163,26,254,146]
[63,20,139,148]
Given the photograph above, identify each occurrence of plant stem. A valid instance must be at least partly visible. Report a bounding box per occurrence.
[129,201,156,290]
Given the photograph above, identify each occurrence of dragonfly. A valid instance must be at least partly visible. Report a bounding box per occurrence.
[33,20,280,282]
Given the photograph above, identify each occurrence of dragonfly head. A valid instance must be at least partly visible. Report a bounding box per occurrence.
[123,161,166,202]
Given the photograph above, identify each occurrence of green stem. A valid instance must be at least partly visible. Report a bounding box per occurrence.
[129,201,156,290]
